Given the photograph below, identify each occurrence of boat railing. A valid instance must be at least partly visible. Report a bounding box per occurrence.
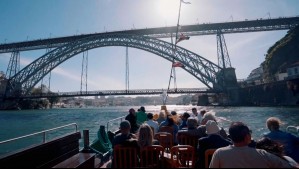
[0,123,78,145]
[106,115,126,132]
[286,125,299,136]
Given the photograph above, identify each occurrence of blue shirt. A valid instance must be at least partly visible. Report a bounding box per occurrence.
[263,130,299,162]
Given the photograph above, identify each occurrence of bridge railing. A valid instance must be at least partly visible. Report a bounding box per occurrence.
[18,87,213,98]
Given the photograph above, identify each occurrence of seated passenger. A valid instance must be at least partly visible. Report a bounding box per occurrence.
[209,121,291,168]
[137,124,158,148]
[125,108,139,134]
[159,115,179,145]
[112,120,137,148]
[136,106,147,125]
[156,110,166,125]
[177,117,206,139]
[145,113,159,134]
[196,120,232,168]
[263,117,299,163]
[179,112,190,130]
[256,137,298,168]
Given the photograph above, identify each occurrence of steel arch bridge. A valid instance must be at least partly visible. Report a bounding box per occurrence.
[6,33,223,96]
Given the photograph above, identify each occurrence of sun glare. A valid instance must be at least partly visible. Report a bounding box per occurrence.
[155,0,180,24]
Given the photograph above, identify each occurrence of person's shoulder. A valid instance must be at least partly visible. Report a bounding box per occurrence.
[213,145,231,154]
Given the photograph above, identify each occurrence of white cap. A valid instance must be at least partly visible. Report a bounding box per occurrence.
[206,120,220,135]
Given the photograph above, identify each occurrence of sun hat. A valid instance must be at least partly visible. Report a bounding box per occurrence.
[206,120,220,134]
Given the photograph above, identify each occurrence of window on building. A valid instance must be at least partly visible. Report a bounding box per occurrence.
[288,69,292,76]
[294,68,298,75]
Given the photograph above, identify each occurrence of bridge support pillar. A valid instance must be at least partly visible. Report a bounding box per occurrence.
[197,95,209,106]
[216,67,241,105]
[0,79,8,96]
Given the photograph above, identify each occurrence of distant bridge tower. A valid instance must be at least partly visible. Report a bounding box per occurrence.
[216,30,239,105]
[80,51,88,93]
[6,51,20,79]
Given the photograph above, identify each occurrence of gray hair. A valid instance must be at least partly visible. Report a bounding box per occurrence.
[120,120,131,130]
[187,117,198,128]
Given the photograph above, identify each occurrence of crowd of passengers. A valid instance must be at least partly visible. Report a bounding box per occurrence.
[107,106,299,168]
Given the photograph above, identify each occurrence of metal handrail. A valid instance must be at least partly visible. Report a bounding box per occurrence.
[286,125,299,136]
[106,116,126,132]
[0,123,78,145]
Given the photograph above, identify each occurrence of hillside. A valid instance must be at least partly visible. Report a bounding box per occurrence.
[261,25,299,82]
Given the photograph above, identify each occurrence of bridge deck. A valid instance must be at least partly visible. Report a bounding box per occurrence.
[0,16,298,53]
[2,88,218,99]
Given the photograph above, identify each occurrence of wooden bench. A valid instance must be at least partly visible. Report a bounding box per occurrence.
[0,132,82,168]
[53,152,95,168]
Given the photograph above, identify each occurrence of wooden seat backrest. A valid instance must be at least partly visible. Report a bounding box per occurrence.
[205,149,217,168]
[177,133,198,148]
[159,126,174,134]
[140,145,164,168]
[113,144,138,168]
[154,132,173,152]
[170,145,195,168]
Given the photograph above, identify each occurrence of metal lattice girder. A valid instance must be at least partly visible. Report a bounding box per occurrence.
[6,34,222,96]
[217,30,232,68]
[6,51,20,79]
[0,17,298,54]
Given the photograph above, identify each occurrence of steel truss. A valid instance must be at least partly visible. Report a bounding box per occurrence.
[6,34,222,96]
[0,17,298,54]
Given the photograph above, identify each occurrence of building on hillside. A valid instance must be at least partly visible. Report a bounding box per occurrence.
[286,62,299,80]
[275,72,288,81]
[245,66,263,85]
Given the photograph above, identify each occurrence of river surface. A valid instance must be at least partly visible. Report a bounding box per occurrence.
[0,105,299,156]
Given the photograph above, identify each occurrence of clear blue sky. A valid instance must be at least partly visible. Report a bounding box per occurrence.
[0,0,298,93]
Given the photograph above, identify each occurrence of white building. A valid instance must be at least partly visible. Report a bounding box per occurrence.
[275,72,288,81]
[287,62,299,79]
[246,66,263,84]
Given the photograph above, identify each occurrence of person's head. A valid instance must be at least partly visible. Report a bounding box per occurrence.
[256,137,285,158]
[266,117,282,131]
[119,120,131,134]
[186,117,198,129]
[166,115,175,126]
[158,111,166,118]
[182,112,190,120]
[206,120,220,135]
[147,112,154,120]
[192,107,198,115]
[200,110,207,116]
[171,111,177,116]
[229,122,252,146]
[129,108,136,115]
[140,106,146,112]
[137,124,153,147]
[201,112,217,125]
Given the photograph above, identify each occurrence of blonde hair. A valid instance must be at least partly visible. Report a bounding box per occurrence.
[137,124,153,147]
[158,111,166,118]
[266,117,282,131]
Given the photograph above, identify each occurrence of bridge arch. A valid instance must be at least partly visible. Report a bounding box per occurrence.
[7,34,222,96]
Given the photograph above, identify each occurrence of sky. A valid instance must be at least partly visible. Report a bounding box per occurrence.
[0,0,298,93]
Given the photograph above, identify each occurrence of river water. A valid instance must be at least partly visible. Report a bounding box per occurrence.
[0,105,298,156]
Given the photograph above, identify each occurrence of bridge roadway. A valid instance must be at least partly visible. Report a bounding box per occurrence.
[0,16,298,53]
[5,88,217,99]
